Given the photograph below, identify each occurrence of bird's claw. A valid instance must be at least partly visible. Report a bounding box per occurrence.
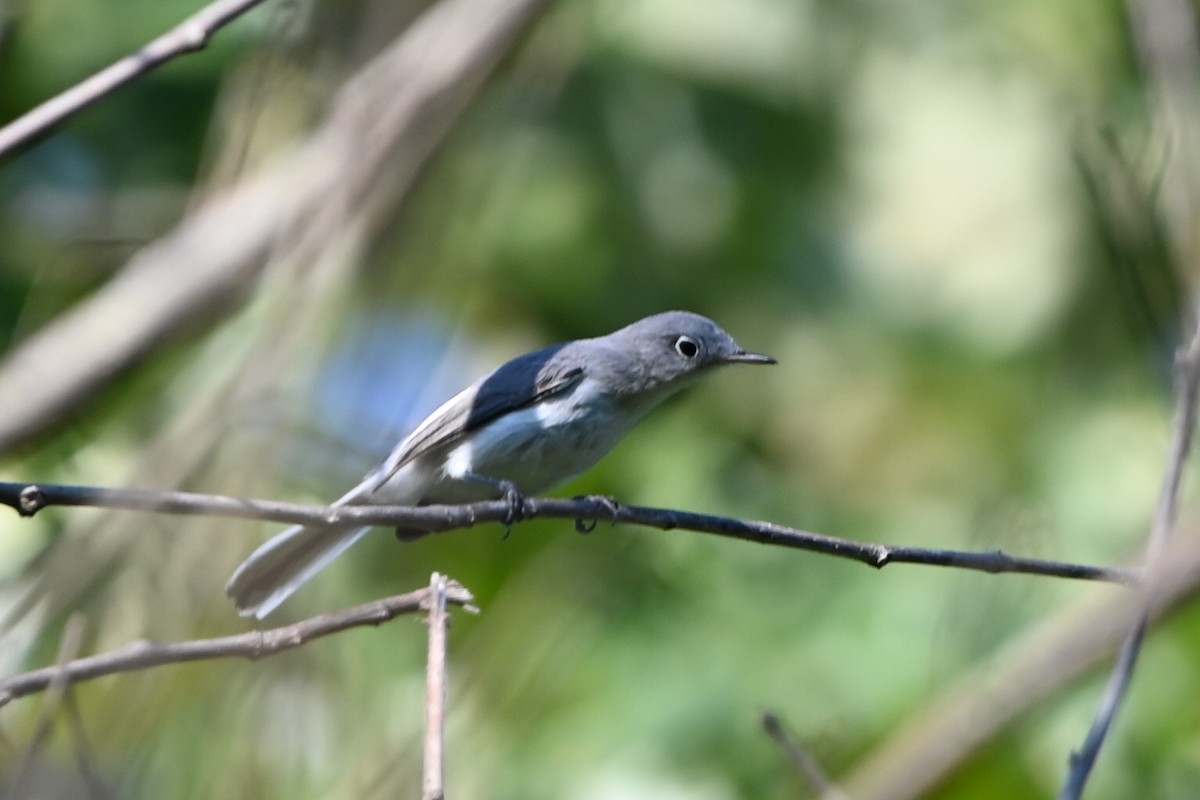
[573,494,620,534]
[499,480,525,538]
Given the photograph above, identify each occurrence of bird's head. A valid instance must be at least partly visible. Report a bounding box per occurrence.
[603,311,776,396]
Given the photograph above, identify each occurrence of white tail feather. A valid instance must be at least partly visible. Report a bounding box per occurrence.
[225,524,373,619]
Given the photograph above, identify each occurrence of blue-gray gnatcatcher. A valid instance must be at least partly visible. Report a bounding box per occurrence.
[226,310,775,617]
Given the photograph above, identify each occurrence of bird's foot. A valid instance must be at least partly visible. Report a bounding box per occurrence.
[573,494,620,534]
[499,480,526,538]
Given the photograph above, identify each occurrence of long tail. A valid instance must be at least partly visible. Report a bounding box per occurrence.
[225,524,373,619]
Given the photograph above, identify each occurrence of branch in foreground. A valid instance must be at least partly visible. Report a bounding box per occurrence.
[0,583,476,708]
[0,0,551,455]
[0,480,1138,586]
[0,0,269,158]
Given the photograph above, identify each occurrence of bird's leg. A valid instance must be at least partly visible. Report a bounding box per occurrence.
[463,473,526,535]
[573,494,620,534]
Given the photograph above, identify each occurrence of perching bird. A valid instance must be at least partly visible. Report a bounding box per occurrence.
[226,311,775,618]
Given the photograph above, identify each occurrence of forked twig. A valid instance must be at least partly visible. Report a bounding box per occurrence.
[0,584,476,708]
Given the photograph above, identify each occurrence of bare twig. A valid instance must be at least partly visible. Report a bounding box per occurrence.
[1057,323,1200,799]
[0,480,1138,585]
[423,573,450,800]
[0,583,476,707]
[761,711,849,800]
[0,0,270,158]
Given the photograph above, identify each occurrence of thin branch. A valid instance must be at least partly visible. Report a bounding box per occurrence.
[0,481,1138,586]
[0,0,271,158]
[0,583,476,708]
[761,711,849,800]
[1058,322,1200,799]
[423,573,450,800]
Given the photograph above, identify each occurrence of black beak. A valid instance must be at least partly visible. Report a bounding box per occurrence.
[725,349,777,365]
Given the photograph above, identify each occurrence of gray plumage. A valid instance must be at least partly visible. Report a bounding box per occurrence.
[226,311,775,618]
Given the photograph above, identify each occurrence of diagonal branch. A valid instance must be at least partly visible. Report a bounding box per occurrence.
[0,582,477,708]
[761,711,849,800]
[838,527,1200,800]
[0,0,271,158]
[1057,321,1200,799]
[1057,0,1200,790]
[0,0,552,455]
[0,480,1138,585]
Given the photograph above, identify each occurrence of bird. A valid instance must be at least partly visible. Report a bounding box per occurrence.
[226,310,775,618]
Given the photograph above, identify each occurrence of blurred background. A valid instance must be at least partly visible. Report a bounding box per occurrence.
[1,0,1198,798]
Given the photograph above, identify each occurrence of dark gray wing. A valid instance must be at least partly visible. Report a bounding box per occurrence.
[367,343,584,490]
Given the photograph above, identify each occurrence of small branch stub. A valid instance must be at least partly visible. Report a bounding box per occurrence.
[18,485,46,517]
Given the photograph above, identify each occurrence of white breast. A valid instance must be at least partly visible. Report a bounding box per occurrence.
[432,376,627,501]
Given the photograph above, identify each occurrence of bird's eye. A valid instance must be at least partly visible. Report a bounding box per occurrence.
[674,335,700,359]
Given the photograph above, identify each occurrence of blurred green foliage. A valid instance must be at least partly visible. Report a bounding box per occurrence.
[1,0,1197,798]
